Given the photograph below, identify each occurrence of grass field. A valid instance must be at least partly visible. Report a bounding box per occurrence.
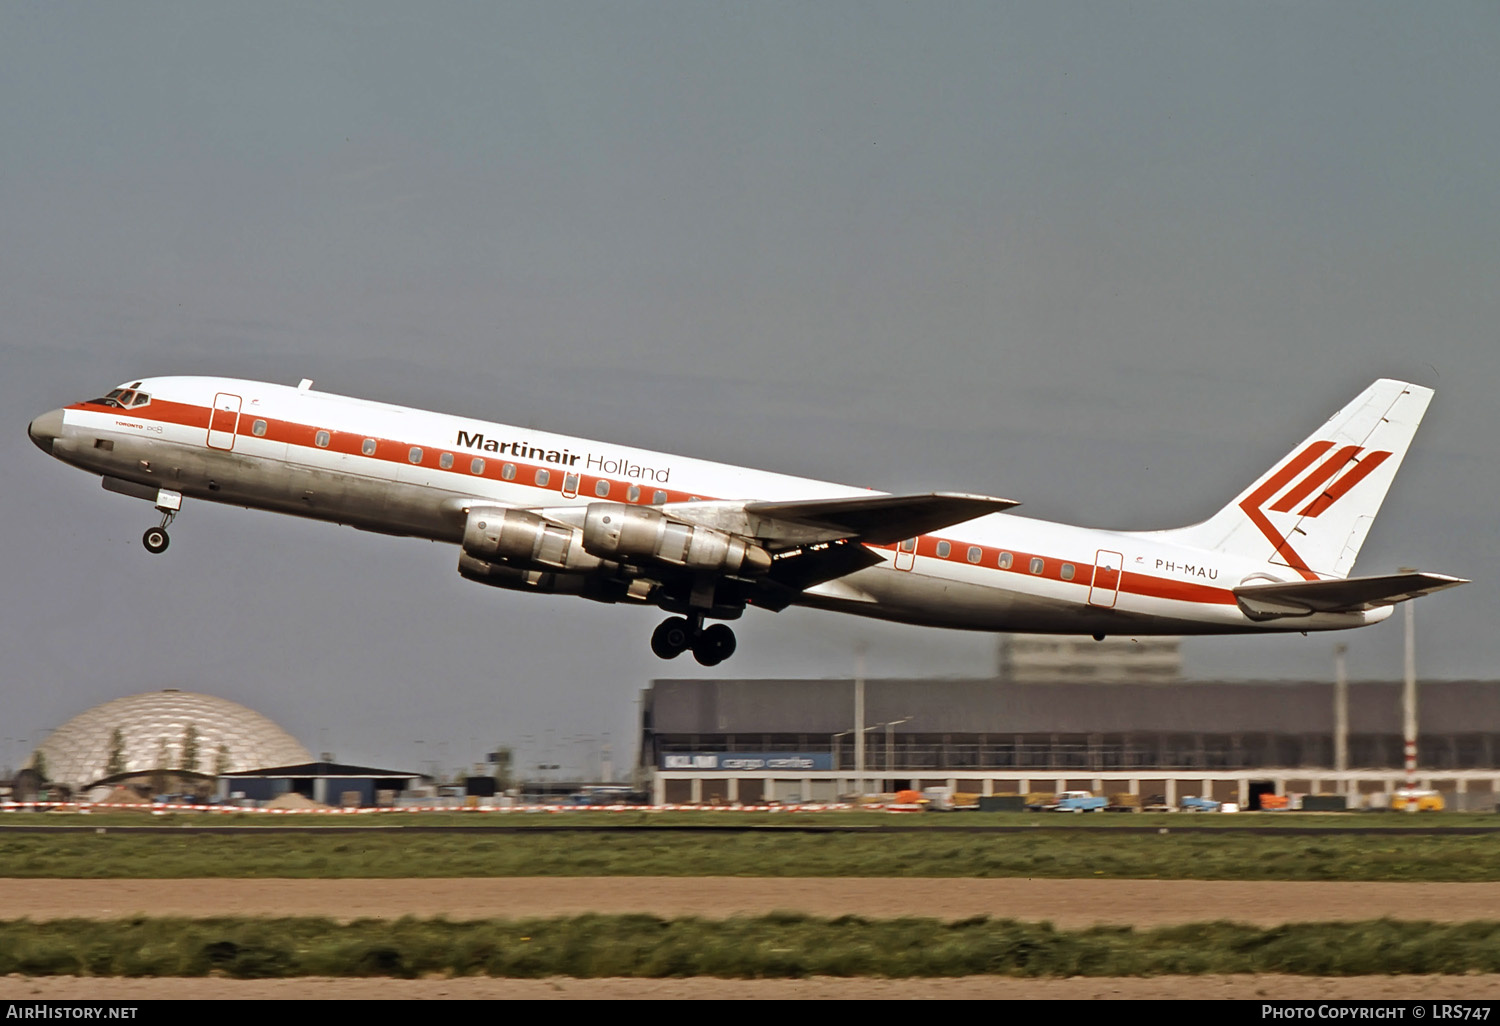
[5,914,1500,979]
[6,809,1496,828]
[3,821,1499,880]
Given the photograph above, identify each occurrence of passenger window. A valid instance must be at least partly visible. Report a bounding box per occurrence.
[362,439,376,456]
[595,479,611,498]
[408,447,423,464]
[471,458,486,475]
[535,468,550,487]
[935,541,951,558]
[439,453,453,469]
[627,484,641,502]
[1029,557,1044,575]
[252,420,267,437]
[967,546,982,564]
[653,490,668,505]
[901,538,916,553]
[501,463,516,481]
[315,430,330,448]
[999,552,1013,569]
[1061,563,1075,581]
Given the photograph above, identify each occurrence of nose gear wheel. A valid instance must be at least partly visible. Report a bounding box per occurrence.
[142,508,176,554]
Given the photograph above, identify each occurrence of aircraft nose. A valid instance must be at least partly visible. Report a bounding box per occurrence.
[28,408,64,454]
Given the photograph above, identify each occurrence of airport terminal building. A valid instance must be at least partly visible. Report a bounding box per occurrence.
[639,641,1500,808]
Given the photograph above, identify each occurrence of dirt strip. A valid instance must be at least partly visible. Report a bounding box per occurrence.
[5,974,1500,1000]
[5,877,1500,927]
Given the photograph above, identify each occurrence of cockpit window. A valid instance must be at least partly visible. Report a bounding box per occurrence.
[88,387,151,409]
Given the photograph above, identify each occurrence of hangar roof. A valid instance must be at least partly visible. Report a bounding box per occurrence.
[645,679,1500,736]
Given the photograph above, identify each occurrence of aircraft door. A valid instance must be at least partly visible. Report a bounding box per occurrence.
[207,393,242,451]
[1088,550,1123,607]
[894,537,917,571]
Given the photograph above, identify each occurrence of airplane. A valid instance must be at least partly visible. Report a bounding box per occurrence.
[28,376,1466,665]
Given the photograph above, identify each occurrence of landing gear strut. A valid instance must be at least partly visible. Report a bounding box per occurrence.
[650,614,738,666]
[142,489,182,554]
[143,509,175,554]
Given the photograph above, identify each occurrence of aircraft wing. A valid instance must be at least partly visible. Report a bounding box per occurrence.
[1234,572,1468,620]
[741,491,1019,546]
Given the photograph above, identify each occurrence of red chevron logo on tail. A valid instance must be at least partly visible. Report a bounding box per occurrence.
[1238,442,1393,580]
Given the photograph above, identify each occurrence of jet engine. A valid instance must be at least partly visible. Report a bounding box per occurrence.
[581,504,771,574]
[461,507,601,572]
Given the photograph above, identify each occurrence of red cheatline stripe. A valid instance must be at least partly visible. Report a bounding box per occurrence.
[73,399,1244,607]
[1269,445,1361,513]
[72,400,700,506]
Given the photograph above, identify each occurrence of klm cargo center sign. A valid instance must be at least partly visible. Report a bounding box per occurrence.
[660,752,833,772]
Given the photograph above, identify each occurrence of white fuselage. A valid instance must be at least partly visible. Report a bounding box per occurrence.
[32,375,1390,637]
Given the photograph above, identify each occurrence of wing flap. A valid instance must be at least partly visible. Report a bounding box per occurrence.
[1234,572,1468,620]
[742,491,1018,546]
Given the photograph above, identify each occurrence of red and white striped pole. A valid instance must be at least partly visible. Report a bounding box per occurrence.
[1402,598,1418,809]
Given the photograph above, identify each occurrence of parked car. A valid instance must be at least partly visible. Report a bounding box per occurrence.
[1049,790,1108,813]
[1179,795,1221,812]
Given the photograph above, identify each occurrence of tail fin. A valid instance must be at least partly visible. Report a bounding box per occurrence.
[1151,379,1433,581]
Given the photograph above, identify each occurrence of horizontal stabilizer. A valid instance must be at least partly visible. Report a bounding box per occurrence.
[1234,572,1468,620]
[743,491,1018,546]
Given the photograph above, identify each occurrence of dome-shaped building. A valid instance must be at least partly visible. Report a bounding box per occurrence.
[33,689,312,792]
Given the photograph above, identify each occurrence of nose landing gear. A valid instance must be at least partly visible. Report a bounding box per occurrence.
[142,489,182,554]
[650,615,738,666]
[143,509,175,554]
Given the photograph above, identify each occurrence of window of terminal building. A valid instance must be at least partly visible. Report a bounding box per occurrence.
[315,430,330,448]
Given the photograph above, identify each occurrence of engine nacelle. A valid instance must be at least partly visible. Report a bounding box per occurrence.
[462,507,601,572]
[458,554,589,595]
[581,503,771,574]
[458,554,650,605]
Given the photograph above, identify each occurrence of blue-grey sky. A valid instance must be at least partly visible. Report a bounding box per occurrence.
[4,3,1497,779]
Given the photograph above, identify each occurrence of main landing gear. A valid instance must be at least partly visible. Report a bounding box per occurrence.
[651,614,738,666]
